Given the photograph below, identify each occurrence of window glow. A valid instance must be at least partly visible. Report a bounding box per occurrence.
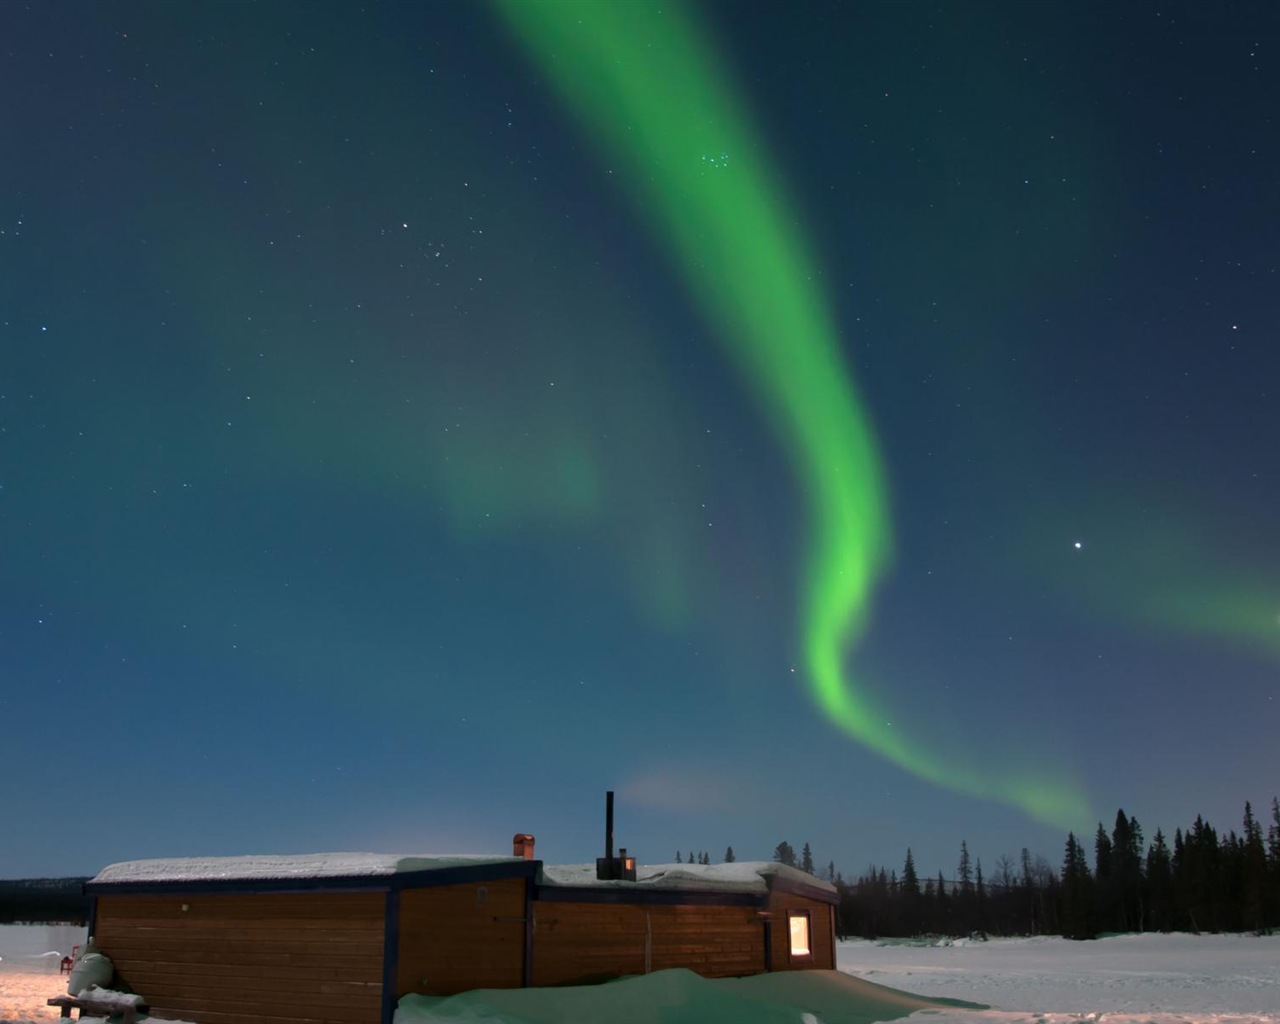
[788,912,811,957]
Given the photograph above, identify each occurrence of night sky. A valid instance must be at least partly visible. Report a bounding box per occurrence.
[3,0,1277,882]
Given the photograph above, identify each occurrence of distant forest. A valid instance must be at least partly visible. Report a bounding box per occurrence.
[0,877,91,924]
[10,797,1278,938]
[765,798,1280,940]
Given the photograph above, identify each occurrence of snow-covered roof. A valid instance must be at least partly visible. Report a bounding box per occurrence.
[89,853,836,900]
[539,861,837,896]
[90,853,522,886]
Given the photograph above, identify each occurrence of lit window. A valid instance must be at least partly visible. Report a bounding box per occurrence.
[788,911,811,957]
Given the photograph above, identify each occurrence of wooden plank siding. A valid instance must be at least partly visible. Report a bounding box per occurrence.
[94,893,385,1024]
[765,890,835,972]
[531,901,644,987]
[89,864,837,1024]
[395,879,526,997]
[646,904,764,977]
[531,902,765,987]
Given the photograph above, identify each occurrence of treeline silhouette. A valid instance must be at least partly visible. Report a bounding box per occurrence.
[0,878,91,924]
[832,799,1280,940]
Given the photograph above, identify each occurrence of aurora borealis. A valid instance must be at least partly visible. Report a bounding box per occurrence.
[495,0,1087,829]
[3,0,1277,880]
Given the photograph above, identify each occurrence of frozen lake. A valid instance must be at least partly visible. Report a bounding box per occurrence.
[837,932,1280,1021]
[0,924,86,974]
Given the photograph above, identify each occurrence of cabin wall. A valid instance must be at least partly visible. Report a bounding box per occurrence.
[395,878,526,996]
[647,904,764,977]
[93,892,385,1024]
[531,901,764,986]
[766,890,836,971]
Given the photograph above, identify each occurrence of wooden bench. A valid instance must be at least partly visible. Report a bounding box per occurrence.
[47,995,149,1024]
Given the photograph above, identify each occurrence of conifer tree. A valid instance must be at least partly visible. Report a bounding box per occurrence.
[1111,810,1144,932]
[1145,828,1174,932]
[676,851,682,864]
[1268,798,1280,926]
[724,846,736,863]
[1268,798,1280,869]
[1242,802,1267,931]
[773,841,796,867]
[1181,815,1219,932]
[1020,847,1040,934]
[1061,832,1094,939]
[801,842,815,875]
[975,858,987,935]
[901,849,920,897]
[900,848,921,936]
[1093,822,1117,931]
[958,840,974,895]
[1094,822,1113,877]
[956,840,975,933]
[1172,827,1189,929]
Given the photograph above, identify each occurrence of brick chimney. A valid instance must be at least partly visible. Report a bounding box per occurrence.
[512,833,535,860]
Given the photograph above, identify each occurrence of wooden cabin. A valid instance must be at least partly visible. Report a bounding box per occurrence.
[85,850,837,1024]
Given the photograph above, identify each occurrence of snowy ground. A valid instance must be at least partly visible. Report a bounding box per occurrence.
[0,923,86,1023]
[1,925,1277,1023]
[837,933,1279,1023]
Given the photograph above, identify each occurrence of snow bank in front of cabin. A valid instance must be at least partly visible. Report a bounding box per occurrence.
[388,934,1280,1024]
[395,966,962,1024]
[538,860,836,895]
[90,852,521,885]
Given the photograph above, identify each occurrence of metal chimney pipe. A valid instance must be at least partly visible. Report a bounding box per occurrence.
[605,790,615,861]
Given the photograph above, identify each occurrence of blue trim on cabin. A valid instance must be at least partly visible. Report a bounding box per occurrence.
[394,861,539,891]
[85,858,831,918]
[762,915,772,971]
[86,895,97,938]
[533,885,762,908]
[84,859,539,897]
[380,890,400,1024]
[84,879,396,897]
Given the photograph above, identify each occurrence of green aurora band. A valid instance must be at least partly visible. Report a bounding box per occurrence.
[496,0,1088,828]
[1029,500,1280,663]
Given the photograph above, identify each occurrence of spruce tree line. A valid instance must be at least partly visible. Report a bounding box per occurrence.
[0,878,91,924]
[833,798,1280,940]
